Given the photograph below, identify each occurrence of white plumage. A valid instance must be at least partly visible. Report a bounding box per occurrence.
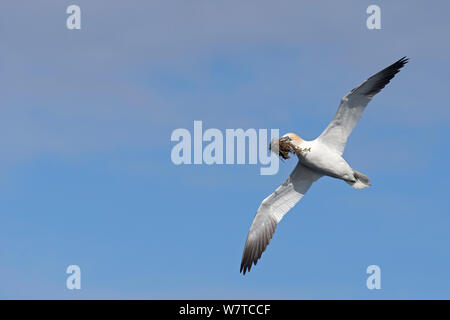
[240,57,408,274]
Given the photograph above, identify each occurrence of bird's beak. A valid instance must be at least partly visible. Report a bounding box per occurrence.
[270,137,293,160]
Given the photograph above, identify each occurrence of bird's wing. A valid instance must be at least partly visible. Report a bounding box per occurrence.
[240,162,322,274]
[318,57,408,155]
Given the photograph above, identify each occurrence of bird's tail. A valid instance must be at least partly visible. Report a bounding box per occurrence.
[347,170,371,189]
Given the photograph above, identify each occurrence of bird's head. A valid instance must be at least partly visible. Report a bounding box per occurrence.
[269,133,303,160]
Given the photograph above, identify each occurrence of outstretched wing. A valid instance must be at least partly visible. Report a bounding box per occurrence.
[240,162,322,275]
[318,57,408,155]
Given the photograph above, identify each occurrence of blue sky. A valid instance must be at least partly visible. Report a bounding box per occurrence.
[1,0,450,299]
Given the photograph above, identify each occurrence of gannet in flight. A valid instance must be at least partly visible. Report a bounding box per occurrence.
[240,57,408,275]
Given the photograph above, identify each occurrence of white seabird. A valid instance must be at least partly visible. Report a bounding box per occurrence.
[240,57,409,274]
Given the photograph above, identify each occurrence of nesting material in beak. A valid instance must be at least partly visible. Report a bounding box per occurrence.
[270,137,295,160]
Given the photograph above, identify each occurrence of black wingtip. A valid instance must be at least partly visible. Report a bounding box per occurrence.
[362,56,409,97]
[383,56,409,76]
[240,264,247,275]
[387,56,409,74]
[395,56,409,68]
[240,261,252,275]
